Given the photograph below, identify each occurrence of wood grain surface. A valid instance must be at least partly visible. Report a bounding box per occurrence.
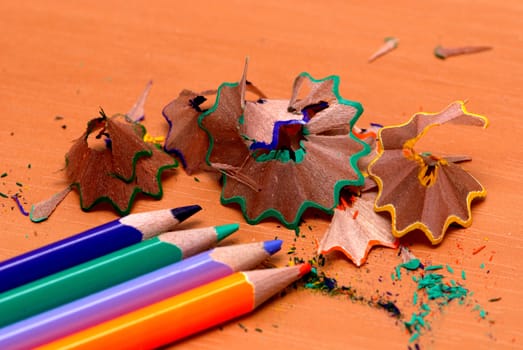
[1,1,521,349]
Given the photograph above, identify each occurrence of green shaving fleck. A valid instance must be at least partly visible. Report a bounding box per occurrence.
[391,273,396,281]
[461,270,467,280]
[413,291,418,305]
[472,304,487,318]
[480,263,485,269]
[446,264,454,273]
[400,258,422,271]
[425,264,443,271]
[409,331,420,343]
[393,259,422,288]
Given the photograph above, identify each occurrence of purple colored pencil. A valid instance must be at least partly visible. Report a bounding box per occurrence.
[0,240,282,350]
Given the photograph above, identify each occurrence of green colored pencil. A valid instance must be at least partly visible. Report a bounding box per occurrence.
[0,223,238,328]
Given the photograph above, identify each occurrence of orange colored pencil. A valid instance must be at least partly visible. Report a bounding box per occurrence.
[38,264,311,350]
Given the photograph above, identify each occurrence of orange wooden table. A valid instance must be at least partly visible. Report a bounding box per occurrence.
[1,1,521,349]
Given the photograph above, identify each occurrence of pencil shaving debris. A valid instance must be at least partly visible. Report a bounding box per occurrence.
[434,45,492,59]
[367,101,489,244]
[198,66,368,229]
[318,192,398,267]
[401,261,488,344]
[368,37,399,63]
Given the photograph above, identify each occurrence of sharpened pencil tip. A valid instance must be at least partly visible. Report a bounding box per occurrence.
[263,240,283,255]
[298,263,312,277]
[170,205,202,222]
[215,223,240,241]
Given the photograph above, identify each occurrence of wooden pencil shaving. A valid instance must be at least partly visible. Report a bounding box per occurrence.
[368,37,399,63]
[434,45,492,59]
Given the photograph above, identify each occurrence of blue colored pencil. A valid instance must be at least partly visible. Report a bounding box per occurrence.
[0,240,282,349]
[0,205,201,293]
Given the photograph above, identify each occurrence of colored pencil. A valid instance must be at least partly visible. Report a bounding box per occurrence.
[0,205,201,293]
[0,223,239,328]
[0,240,282,350]
[37,263,311,350]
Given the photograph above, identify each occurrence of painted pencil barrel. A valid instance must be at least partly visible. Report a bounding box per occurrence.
[0,205,201,293]
[0,223,237,328]
[39,273,254,349]
[0,238,178,328]
[0,240,280,350]
[152,273,254,345]
[36,264,310,350]
[0,220,141,293]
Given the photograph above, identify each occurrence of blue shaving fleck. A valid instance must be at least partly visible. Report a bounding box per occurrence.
[12,195,29,216]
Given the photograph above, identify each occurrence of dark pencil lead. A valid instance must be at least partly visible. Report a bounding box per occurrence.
[170,205,202,222]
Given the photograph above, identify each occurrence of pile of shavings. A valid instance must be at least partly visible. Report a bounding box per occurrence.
[393,250,488,345]
[29,62,490,271]
[165,65,490,265]
[162,61,489,266]
[30,82,177,221]
[20,61,495,348]
[318,101,488,265]
[290,245,489,348]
